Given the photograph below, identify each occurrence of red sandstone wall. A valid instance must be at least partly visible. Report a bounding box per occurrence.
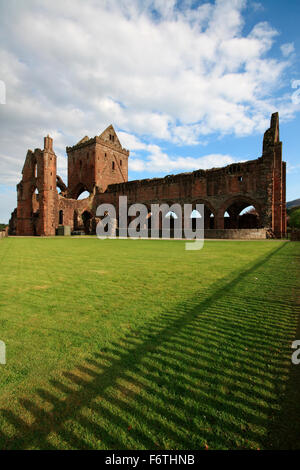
[58,196,93,231]
[16,136,57,236]
[94,157,272,230]
[67,125,129,198]
[13,113,286,238]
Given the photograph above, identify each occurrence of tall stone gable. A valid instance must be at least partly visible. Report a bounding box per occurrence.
[66,125,129,198]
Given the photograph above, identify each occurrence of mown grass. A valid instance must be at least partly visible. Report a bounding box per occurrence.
[0,237,299,450]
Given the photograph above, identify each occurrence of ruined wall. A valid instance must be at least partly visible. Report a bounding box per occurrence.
[8,208,17,235]
[97,157,271,229]
[12,113,286,238]
[204,228,268,239]
[57,195,94,232]
[16,136,58,236]
[91,113,286,236]
[66,125,129,198]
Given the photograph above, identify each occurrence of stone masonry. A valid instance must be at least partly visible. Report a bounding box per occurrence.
[10,113,286,238]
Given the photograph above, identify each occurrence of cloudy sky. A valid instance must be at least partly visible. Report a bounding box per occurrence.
[0,0,299,223]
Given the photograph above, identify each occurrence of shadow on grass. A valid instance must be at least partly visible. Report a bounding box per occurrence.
[263,246,300,450]
[0,242,299,449]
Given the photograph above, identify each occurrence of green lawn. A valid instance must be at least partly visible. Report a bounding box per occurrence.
[0,237,299,450]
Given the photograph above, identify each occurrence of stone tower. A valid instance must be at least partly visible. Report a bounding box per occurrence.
[16,136,57,236]
[262,112,286,237]
[66,125,129,199]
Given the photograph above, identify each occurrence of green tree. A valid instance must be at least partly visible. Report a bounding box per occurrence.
[289,208,300,228]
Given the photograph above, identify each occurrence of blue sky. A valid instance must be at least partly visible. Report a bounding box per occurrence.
[0,0,299,223]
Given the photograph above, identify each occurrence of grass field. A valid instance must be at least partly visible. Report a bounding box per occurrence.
[0,237,299,450]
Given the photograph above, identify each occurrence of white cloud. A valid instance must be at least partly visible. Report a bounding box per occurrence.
[120,131,238,174]
[287,161,300,174]
[118,132,148,151]
[130,145,237,174]
[0,0,297,196]
[280,42,295,58]
[251,2,265,12]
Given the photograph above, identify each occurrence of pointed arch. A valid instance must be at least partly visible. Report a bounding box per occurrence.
[68,183,91,200]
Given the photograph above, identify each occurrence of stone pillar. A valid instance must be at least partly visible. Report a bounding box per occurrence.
[215,209,224,229]
[38,136,57,236]
[281,161,287,237]
[227,208,239,229]
[204,207,211,230]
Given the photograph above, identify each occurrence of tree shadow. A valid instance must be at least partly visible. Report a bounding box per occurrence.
[263,248,300,449]
[0,242,299,450]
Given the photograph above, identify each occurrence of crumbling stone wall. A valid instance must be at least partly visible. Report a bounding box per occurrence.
[204,228,268,239]
[66,125,129,198]
[95,113,285,237]
[11,114,286,238]
[8,208,17,235]
[16,136,58,236]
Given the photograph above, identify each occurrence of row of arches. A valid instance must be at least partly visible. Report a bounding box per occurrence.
[102,198,261,236]
[126,198,261,231]
[57,197,262,237]
[165,205,259,230]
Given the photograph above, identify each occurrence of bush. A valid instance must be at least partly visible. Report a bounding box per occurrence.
[289,207,300,228]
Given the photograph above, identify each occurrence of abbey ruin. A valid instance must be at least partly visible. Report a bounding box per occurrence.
[9,112,286,239]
